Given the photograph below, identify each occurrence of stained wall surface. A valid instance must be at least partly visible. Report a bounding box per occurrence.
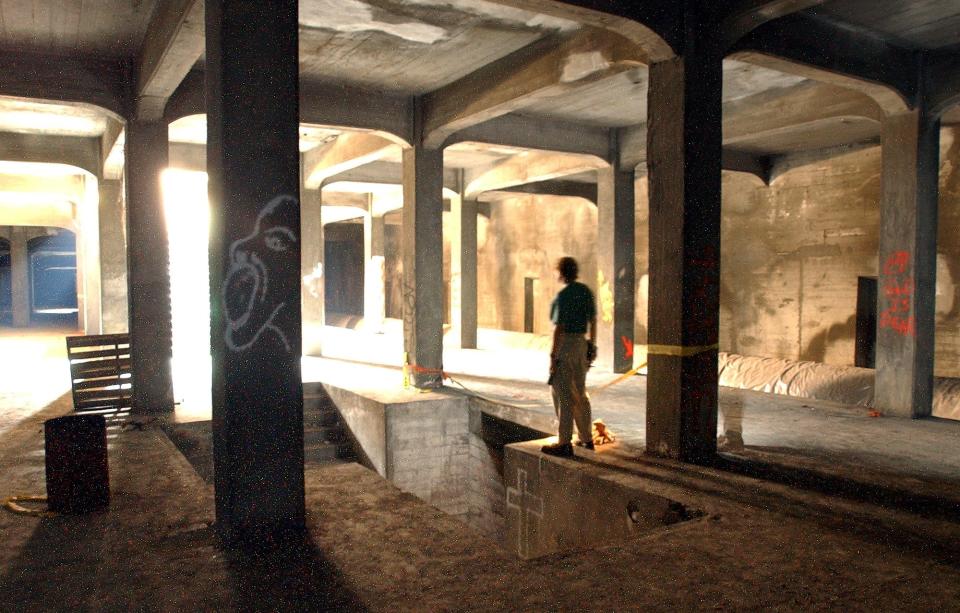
[476,195,597,335]
[707,126,960,376]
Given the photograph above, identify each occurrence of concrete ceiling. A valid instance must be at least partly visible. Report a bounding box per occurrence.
[809,0,960,50]
[0,0,956,194]
[0,0,160,57]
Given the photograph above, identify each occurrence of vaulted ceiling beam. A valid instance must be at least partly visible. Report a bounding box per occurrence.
[135,0,204,120]
[734,14,917,115]
[423,28,644,148]
[303,133,399,189]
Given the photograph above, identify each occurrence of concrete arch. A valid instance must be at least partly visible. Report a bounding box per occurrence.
[728,51,909,117]
[486,0,678,61]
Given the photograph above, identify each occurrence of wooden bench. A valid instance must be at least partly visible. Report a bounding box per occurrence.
[66,334,132,415]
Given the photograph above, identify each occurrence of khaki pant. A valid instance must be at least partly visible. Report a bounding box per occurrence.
[551,333,592,445]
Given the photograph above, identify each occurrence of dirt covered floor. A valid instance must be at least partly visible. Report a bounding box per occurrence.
[3,390,960,612]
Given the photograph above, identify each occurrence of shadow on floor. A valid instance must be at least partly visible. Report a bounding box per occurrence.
[221,531,367,613]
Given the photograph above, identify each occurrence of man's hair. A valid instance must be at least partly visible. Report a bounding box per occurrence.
[557,256,579,282]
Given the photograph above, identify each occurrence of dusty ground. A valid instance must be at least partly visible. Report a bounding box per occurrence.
[3,389,960,612]
[4,331,960,611]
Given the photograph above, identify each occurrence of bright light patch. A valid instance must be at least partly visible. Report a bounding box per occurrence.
[162,168,212,420]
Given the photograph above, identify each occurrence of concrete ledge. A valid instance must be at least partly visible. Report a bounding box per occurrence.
[504,440,704,559]
[321,382,471,516]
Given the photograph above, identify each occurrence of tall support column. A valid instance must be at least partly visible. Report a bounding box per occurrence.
[364,207,386,332]
[451,196,478,349]
[402,144,444,388]
[597,157,636,373]
[10,227,29,328]
[875,109,940,418]
[645,41,723,463]
[301,182,324,356]
[99,179,128,333]
[206,0,304,542]
[125,120,173,413]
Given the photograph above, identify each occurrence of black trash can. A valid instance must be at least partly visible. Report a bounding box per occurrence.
[45,414,110,514]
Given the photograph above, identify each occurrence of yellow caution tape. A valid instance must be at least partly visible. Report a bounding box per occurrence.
[589,361,647,394]
[645,343,719,357]
[4,495,55,518]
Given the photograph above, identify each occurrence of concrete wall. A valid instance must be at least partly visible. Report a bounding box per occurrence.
[477,195,597,334]
[632,126,960,376]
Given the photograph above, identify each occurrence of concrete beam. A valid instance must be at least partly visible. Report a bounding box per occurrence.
[465,150,606,199]
[476,179,597,203]
[153,69,413,142]
[0,51,128,118]
[722,149,771,184]
[724,80,885,141]
[716,0,827,50]
[925,50,960,120]
[303,133,399,189]
[99,118,123,178]
[0,133,100,177]
[767,140,878,182]
[733,15,916,115]
[423,28,645,147]
[447,114,610,160]
[302,81,412,144]
[164,69,206,122]
[136,0,204,120]
[623,81,883,170]
[324,160,460,194]
[485,0,679,60]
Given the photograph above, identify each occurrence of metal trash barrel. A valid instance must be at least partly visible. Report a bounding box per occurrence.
[44,414,110,514]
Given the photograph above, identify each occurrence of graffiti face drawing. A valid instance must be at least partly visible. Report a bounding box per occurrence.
[223,195,298,352]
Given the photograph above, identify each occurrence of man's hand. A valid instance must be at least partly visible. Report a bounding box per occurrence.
[586,341,597,365]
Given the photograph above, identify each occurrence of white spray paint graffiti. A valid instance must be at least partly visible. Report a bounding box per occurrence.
[223,195,299,353]
[506,467,543,558]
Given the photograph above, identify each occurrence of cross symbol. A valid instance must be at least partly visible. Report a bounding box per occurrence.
[506,467,544,557]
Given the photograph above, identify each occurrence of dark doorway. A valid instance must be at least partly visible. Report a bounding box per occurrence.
[855,276,877,368]
[524,277,536,334]
[324,222,364,317]
[28,230,78,328]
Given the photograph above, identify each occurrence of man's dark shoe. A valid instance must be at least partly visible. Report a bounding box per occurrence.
[575,440,595,451]
[541,442,574,457]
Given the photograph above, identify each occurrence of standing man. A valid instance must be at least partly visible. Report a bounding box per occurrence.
[543,256,597,457]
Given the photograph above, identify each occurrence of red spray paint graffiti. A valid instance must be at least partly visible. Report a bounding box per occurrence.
[621,336,633,359]
[879,250,915,337]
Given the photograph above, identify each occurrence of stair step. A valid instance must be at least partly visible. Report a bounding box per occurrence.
[304,440,356,463]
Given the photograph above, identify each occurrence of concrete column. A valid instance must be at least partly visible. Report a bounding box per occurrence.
[364,207,386,332]
[597,161,636,373]
[875,110,940,418]
[10,228,29,327]
[451,196,478,349]
[124,120,173,413]
[206,0,304,542]
[402,144,444,388]
[99,179,128,333]
[645,47,722,463]
[301,182,324,356]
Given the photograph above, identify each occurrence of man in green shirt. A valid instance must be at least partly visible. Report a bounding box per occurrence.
[542,256,597,457]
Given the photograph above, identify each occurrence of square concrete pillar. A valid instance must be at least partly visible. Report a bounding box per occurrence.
[98,180,128,334]
[645,49,722,463]
[450,196,478,349]
[402,144,444,388]
[124,120,173,413]
[875,110,940,418]
[597,161,636,373]
[301,184,324,356]
[364,209,386,332]
[9,228,29,327]
[206,0,305,543]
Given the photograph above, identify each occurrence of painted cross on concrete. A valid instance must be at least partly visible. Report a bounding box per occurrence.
[506,467,543,558]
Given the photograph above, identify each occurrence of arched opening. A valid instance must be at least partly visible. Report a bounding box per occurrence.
[27,229,78,328]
